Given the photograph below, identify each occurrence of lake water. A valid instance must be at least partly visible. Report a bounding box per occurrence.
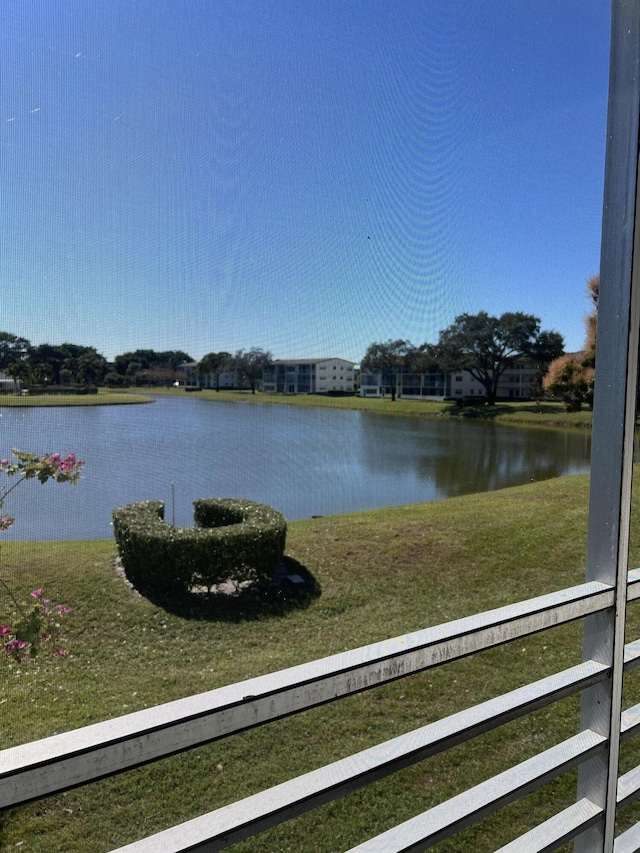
[0,397,592,540]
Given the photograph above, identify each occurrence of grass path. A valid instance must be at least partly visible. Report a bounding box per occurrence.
[5,473,636,851]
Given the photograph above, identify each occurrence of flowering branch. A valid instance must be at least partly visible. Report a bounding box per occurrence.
[0,449,84,661]
[0,575,28,619]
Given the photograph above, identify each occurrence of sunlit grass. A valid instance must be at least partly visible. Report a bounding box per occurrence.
[0,383,593,428]
[1,474,619,851]
[142,386,593,429]
[0,389,152,407]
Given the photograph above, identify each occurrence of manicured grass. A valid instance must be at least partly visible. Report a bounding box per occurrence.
[0,389,153,407]
[4,473,636,851]
[143,386,593,430]
[0,383,593,429]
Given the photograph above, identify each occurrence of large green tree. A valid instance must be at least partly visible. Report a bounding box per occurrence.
[76,350,108,385]
[410,343,440,374]
[360,339,415,401]
[114,349,193,385]
[233,348,272,393]
[0,333,30,371]
[4,358,33,389]
[30,344,66,384]
[29,343,108,385]
[196,351,232,390]
[436,312,564,406]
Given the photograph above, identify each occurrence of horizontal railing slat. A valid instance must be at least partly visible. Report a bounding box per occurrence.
[493,797,602,853]
[627,568,640,601]
[624,641,640,672]
[618,764,640,809]
[0,580,612,810]
[343,730,607,853]
[109,661,608,853]
[615,820,640,853]
[621,702,640,742]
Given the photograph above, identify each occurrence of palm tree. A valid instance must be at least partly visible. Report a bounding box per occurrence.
[5,359,33,392]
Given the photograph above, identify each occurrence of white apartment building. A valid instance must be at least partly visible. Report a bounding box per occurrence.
[0,372,17,392]
[262,359,356,394]
[360,363,539,400]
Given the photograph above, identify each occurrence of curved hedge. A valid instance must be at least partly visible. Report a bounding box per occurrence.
[112,498,287,596]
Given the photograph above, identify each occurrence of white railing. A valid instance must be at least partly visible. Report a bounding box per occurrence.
[0,578,635,852]
[3,1,640,850]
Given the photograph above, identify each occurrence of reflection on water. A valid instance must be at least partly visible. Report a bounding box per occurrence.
[0,398,591,540]
[357,414,591,496]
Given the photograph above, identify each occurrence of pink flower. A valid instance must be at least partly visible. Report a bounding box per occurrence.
[59,453,80,473]
[0,448,83,660]
[54,646,67,657]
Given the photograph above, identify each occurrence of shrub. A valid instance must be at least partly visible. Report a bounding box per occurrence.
[104,372,130,388]
[543,353,594,412]
[112,499,287,596]
[24,385,98,395]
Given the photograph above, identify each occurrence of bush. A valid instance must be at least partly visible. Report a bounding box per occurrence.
[112,499,287,596]
[24,385,99,395]
[104,372,130,388]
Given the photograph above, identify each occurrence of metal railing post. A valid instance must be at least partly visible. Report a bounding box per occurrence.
[576,2,640,850]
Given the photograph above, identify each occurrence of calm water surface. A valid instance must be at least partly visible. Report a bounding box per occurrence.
[0,397,591,540]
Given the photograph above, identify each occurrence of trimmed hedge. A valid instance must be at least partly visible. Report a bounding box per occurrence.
[112,498,287,596]
[22,385,99,395]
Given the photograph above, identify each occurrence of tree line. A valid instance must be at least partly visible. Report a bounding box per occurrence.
[361,312,565,405]
[0,338,195,389]
[0,302,593,407]
[0,338,113,388]
[0,336,274,393]
[194,348,273,393]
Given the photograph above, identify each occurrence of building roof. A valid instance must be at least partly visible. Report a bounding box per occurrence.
[270,358,356,365]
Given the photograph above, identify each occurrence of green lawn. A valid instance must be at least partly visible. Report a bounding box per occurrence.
[4,473,638,851]
[0,383,594,429]
[0,389,152,407]
[140,386,594,429]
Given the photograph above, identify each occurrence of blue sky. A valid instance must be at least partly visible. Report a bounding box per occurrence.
[1,1,610,363]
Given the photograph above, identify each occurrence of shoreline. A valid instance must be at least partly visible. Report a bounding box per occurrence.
[0,390,153,407]
[0,385,593,430]
[135,386,594,431]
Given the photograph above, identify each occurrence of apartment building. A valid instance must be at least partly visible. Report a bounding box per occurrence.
[262,359,356,394]
[360,363,539,400]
